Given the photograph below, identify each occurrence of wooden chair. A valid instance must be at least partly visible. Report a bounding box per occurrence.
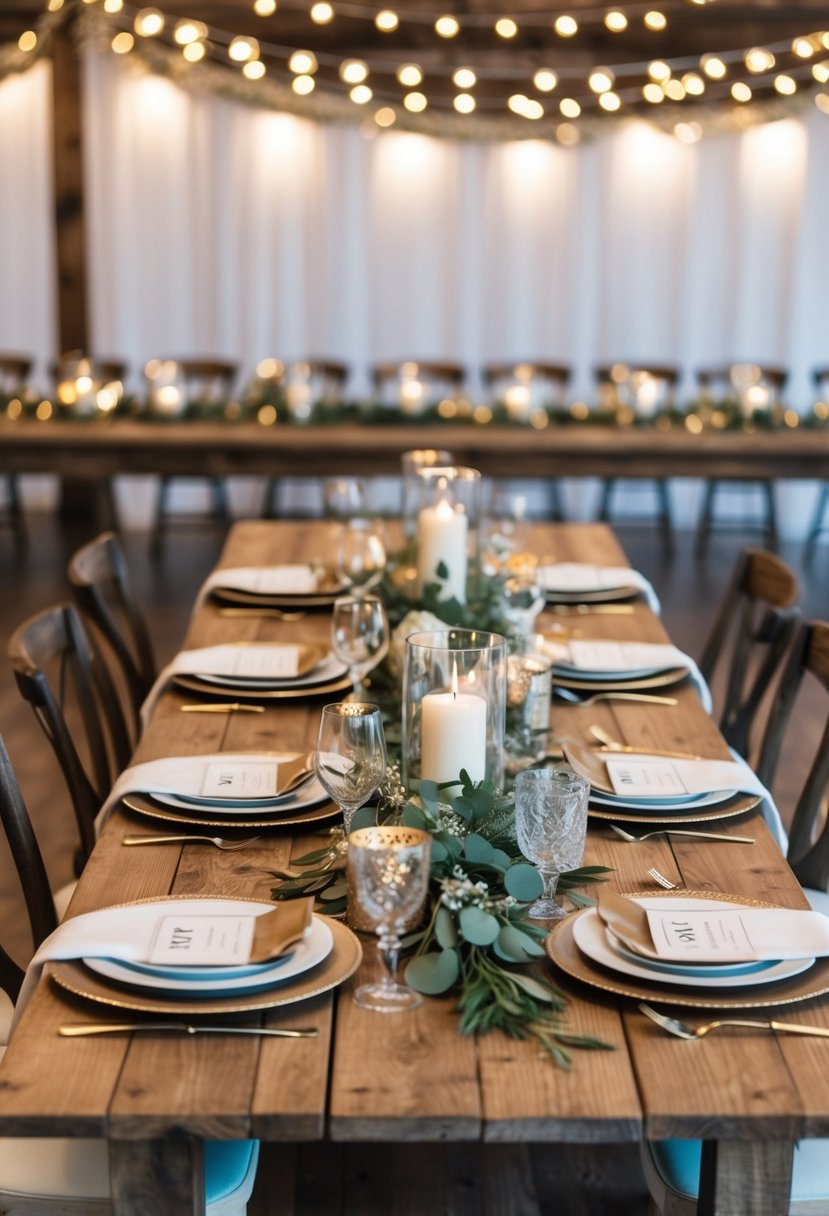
[594,363,677,556]
[8,603,133,869]
[0,354,33,549]
[147,358,237,553]
[698,547,800,759]
[372,360,465,412]
[0,735,260,1212]
[694,363,787,558]
[67,531,156,738]
[642,619,829,1216]
[802,366,829,567]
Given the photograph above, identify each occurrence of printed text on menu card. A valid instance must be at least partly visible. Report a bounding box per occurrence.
[232,646,301,678]
[202,762,278,798]
[149,915,256,965]
[606,758,689,797]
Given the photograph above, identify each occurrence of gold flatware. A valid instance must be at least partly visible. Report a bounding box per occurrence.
[550,604,636,616]
[180,703,264,714]
[610,824,755,845]
[59,1023,318,1038]
[217,607,307,621]
[123,834,260,850]
[554,690,679,707]
[588,724,702,759]
[639,1004,829,1041]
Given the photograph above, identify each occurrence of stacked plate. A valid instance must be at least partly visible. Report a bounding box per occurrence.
[173,644,351,701]
[537,564,640,604]
[210,565,346,609]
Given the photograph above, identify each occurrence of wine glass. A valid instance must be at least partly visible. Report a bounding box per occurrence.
[348,825,432,1013]
[315,703,387,833]
[335,517,386,596]
[513,767,589,919]
[323,478,366,521]
[331,595,389,697]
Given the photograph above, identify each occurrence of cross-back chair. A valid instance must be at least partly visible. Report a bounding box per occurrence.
[0,354,33,549]
[8,603,133,868]
[0,730,260,1212]
[372,360,465,412]
[694,363,787,558]
[698,547,800,759]
[594,363,678,556]
[642,620,829,1215]
[67,531,156,739]
[147,357,237,553]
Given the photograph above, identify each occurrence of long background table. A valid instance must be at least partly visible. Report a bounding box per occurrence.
[0,521,824,1216]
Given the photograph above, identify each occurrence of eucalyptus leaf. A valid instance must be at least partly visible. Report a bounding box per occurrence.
[401,804,429,830]
[504,863,544,902]
[429,838,448,864]
[435,905,458,948]
[418,779,440,810]
[494,923,545,963]
[510,972,558,1004]
[461,834,497,866]
[349,806,376,832]
[458,905,500,945]
[405,948,459,995]
[318,878,348,902]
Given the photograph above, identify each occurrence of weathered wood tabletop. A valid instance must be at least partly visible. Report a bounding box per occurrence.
[0,520,824,1216]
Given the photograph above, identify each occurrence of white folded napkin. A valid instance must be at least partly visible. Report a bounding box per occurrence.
[193,565,321,614]
[140,643,307,725]
[95,752,307,832]
[536,563,661,614]
[12,897,309,1028]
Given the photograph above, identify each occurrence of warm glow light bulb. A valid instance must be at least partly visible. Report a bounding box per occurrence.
[397,63,422,86]
[375,9,399,31]
[289,49,317,73]
[674,121,702,143]
[403,91,428,111]
[134,8,164,36]
[174,20,206,45]
[701,54,726,79]
[731,81,752,102]
[350,83,372,104]
[375,106,396,126]
[648,60,671,82]
[453,67,476,88]
[816,92,829,112]
[435,15,460,37]
[244,59,265,78]
[454,92,476,113]
[589,68,614,93]
[554,14,578,36]
[310,2,334,23]
[774,73,797,95]
[340,59,368,83]
[183,41,206,62]
[48,0,64,10]
[254,0,277,14]
[664,78,685,100]
[292,74,315,94]
[792,37,814,58]
[643,82,664,102]
[508,94,544,119]
[813,61,829,83]
[230,36,260,62]
[17,30,37,51]
[112,31,134,53]
[103,0,123,12]
[556,122,580,145]
[682,72,705,95]
[533,68,557,92]
[745,47,774,73]
[644,10,666,30]
[605,10,627,32]
[599,91,621,111]
[495,17,518,38]
[559,96,581,117]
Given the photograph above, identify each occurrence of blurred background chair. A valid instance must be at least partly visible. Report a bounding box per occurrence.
[694,363,787,558]
[0,354,33,549]
[8,603,132,870]
[259,358,349,517]
[67,531,156,740]
[594,363,678,555]
[697,547,799,759]
[803,366,829,567]
[642,616,829,1216]
[372,360,465,413]
[482,361,570,521]
[146,358,237,553]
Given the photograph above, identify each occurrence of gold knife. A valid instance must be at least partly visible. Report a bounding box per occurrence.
[550,604,636,616]
[59,1023,318,1038]
[180,703,264,713]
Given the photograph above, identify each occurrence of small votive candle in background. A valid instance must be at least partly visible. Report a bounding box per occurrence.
[416,476,467,603]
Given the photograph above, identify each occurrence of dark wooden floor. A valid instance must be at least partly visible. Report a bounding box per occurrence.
[0,507,826,1215]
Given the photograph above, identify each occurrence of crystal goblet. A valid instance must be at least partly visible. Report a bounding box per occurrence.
[348,825,432,1013]
[513,767,589,919]
[315,703,386,834]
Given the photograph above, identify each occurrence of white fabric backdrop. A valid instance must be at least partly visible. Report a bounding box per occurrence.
[3,50,829,529]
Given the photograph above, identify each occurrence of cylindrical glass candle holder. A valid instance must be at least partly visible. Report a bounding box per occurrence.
[402,628,507,795]
[401,449,455,540]
[415,465,481,604]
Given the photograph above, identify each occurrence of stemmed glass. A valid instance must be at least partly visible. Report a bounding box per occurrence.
[331,595,389,697]
[348,825,432,1013]
[315,703,387,833]
[513,767,589,919]
[323,478,366,521]
[335,517,386,596]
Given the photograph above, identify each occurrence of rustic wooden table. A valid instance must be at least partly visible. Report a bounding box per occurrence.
[0,521,823,1216]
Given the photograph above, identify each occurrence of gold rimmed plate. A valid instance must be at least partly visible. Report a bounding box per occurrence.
[543,585,640,605]
[588,792,761,825]
[172,673,353,701]
[121,791,339,830]
[554,666,689,693]
[48,917,362,1016]
[546,890,829,1010]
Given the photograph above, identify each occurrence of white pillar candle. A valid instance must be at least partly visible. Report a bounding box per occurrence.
[420,684,487,788]
[417,492,468,603]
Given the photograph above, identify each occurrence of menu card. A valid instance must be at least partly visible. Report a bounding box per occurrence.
[604,755,767,799]
[563,640,684,672]
[644,905,829,963]
[201,761,279,799]
[171,643,304,680]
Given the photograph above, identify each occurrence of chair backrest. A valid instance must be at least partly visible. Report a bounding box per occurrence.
[696,363,788,409]
[698,548,800,758]
[67,532,156,737]
[0,735,58,979]
[594,363,678,416]
[144,358,237,413]
[813,366,829,395]
[755,621,829,891]
[483,362,571,412]
[8,603,133,866]
[372,361,465,411]
[0,354,32,393]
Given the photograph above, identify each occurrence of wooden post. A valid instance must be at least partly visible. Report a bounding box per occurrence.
[51,9,88,355]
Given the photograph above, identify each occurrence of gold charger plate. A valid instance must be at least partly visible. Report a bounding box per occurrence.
[588,792,761,826]
[554,666,689,693]
[543,585,640,605]
[122,792,339,830]
[48,915,362,1016]
[173,673,353,700]
[546,890,829,1010]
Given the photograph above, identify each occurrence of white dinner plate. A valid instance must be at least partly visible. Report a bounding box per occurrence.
[195,654,348,690]
[589,787,734,812]
[572,902,815,990]
[150,774,326,816]
[84,915,334,994]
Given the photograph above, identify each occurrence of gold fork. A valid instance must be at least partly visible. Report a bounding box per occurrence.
[123,834,260,850]
[639,1003,829,1041]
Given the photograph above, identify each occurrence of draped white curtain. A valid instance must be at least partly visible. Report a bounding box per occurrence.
[3,49,829,528]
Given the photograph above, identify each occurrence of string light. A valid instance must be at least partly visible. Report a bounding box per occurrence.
[605,11,627,32]
[397,64,423,87]
[229,35,260,62]
[183,40,205,61]
[495,17,518,38]
[556,122,580,145]
[814,62,829,83]
[293,73,315,93]
[452,67,476,88]
[774,73,797,95]
[174,20,206,45]
[644,11,667,30]
[588,68,614,93]
[648,60,671,82]
[533,69,558,92]
[599,91,621,111]
[103,0,123,12]
[375,106,396,126]
[674,120,702,143]
[731,81,752,102]
[454,93,476,113]
[744,47,774,73]
[310,2,334,23]
[508,94,543,119]
[682,72,705,95]
[700,54,726,79]
[134,8,164,36]
[253,0,277,14]
[340,59,369,83]
[435,15,460,38]
[642,82,663,102]
[350,83,372,103]
[288,48,317,72]
[112,30,134,52]
[664,78,685,99]
[403,91,427,111]
[792,37,815,58]
[553,15,577,37]
[17,30,37,52]
[244,59,266,78]
[375,9,398,32]
[47,0,64,9]
[560,97,581,117]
